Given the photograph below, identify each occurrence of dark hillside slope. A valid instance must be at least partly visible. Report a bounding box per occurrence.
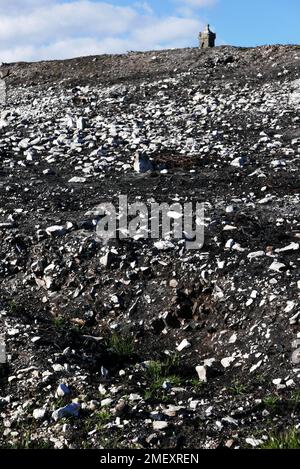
[0,45,299,449]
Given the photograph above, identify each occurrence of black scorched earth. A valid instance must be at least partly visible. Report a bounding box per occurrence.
[0,45,300,449]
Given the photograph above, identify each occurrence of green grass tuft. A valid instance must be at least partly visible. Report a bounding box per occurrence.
[109,333,135,359]
[144,356,181,400]
[260,428,300,449]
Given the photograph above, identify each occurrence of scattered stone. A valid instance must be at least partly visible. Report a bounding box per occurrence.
[231,156,247,167]
[100,252,115,268]
[169,279,178,288]
[275,243,299,253]
[33,408,46,420]
[196,365,207,383]
[133,153,153,173]
[153,421,168,431]
[52,403,81,421]
[101,398,113,407]
[176,339,191,352]
[246,438,263,448]
[269,262,286,273]
[68,177,87,183]
[46,225,66,236]
[56,384,70,398]
[0,44,299,451]
[221,357,235,368]
[291,349,300,365]
[129,394,142,402]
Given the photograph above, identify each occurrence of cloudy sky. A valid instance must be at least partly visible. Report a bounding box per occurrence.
[0,0,299,62]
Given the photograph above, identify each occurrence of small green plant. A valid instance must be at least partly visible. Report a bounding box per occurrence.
[163,353,180,372]
[253,373,267,386]
[263,394,280,409]
[146,360,164,381]
[190,377,206,393]
[144,357,181,400]
[291,390,300,404]
[53,316,67,329]
[95,410,111,430]
[8,301,23,315]
[109,333,135,359]
[229,381,247,396]
[260,428,300,449]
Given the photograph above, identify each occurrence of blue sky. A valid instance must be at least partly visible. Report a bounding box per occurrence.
[0,1,299,62]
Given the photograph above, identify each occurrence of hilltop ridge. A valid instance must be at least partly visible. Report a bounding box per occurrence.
[3,44,300,88]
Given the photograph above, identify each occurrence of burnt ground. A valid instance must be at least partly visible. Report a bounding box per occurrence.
[0,45,299,449]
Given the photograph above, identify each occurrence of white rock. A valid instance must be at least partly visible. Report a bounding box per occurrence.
[52,364,64,372]
[275,243,299,253]
[101,398,113,407]
[129,394,142,402]
[292,339,300,349]
[33,408,46,420]
[31,336,41,343]
[225,205,235,213]
[56,383,70,397]
[286,379,295,388]
[232,243,246,252]
[98,384,107,395]
[7,328,19,336]
[250,360,262,373]
[133,153,153,173]
[153,421,168,431]
[231,156,247,167]
[246,438,263,448]
[229,333,237,344]
[284,301,296,313]
[100,252,113,267]
[76,116,86,131]
[176,339,191,352]
[225,239,235,249]
[269,261,286,273]
[46,225,66,236]
[247,251,265,259]
[195,365,207,383]
[18,138,30,150]
[221,356,235,368]
[290,312,300,325]
[270,159,286,168]
[68,177,87,183]
[258,195,275,205]
[52,403,80,421]
[190,400,200,410]
[169,279,178,288]
[291,349,300,365]
[154,240,174,250]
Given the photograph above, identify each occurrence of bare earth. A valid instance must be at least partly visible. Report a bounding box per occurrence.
[0,45,300,449]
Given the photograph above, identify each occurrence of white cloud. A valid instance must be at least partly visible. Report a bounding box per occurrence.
[0,1,208,62]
